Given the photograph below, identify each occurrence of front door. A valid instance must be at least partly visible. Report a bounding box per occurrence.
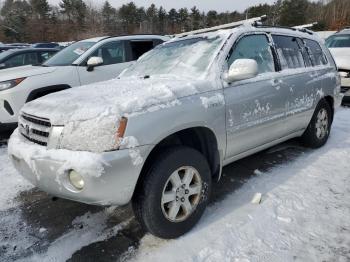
[77,41,133,85]
[224,33,288,159]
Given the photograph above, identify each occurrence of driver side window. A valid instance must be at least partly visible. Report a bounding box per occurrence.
[89,41,126,66]
[228,34,275,74]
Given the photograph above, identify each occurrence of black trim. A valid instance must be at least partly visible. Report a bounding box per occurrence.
[3,100,14,115]
[0,122,17,137]
[26,85,71,102]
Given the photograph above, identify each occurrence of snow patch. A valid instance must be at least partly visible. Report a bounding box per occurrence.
[8,130,106,180]
[200,93,225,109]
[120,136,144,166]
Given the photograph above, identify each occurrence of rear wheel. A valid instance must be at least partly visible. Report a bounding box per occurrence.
[132,146,211,239]
[301,99,332,148]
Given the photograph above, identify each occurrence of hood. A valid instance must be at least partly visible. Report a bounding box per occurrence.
[0,65,56,82]
[21,75,211,125]
[329,48,350,70]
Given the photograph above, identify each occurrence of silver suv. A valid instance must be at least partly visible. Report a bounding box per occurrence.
[9,23,341,239]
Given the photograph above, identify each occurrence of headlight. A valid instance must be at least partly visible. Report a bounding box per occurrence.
[59,116,128,152]
[0,77,26,91]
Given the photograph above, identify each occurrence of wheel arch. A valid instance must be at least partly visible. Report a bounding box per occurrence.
[324,95,334,123]
[133,126,222,198]
[26,84,72,102]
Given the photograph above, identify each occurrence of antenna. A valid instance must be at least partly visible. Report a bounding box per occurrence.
[174,15,267,38]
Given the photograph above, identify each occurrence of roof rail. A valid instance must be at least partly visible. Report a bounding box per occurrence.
[293,22,318,30]
[254,24,314,35]
[174,15,267,38]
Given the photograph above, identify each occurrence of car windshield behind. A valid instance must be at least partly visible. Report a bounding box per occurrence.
[326,34,350,48]
[122,36,225,79]
[43,41,95,66]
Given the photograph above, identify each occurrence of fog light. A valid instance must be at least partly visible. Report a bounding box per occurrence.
[69,170,85,190]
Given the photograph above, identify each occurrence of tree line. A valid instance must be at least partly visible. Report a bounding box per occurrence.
[0,0,349,43]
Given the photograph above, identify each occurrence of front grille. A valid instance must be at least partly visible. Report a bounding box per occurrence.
[19,113,51,146]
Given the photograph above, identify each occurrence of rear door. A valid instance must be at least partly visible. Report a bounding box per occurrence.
[271,35,318,133]
[224,33,289,158]
[77,41,131,85]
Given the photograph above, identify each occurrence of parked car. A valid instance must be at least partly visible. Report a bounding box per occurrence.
[326,28,350,103]
[0,45,23,53]
[0,48,58,70]
[8,24,341,239]
[32,42,60,49]
[0,35,169,132]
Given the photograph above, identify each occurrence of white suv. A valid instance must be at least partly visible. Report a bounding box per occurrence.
[0,35,169,132]
[326,29,350,103]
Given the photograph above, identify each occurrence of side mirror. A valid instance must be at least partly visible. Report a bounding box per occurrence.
[225,59,258,82]
[0,63,6,69]
[87,56,103,72]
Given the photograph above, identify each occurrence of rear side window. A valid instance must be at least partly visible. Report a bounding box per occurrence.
[5,54,25,67]
[228,34,275,74]
[304,39,328,66]
[39,51,56,63]
[272,35,305,70]
[129,40,155,60]
[24,53,38,65]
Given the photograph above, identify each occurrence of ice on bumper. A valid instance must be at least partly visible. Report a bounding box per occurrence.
[8,130,106,180]
[8,130,149,205]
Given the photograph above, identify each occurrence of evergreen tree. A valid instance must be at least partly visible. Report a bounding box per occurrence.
[146,4,158,33]
[178,8,189,32]
[279,0,308,26]
[168,8,179,33]
[190,6,201,30]
[1,0,30,41]
[102,1,117,34]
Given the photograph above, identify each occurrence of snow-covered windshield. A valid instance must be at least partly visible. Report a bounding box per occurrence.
[122,36,225,79]
[43,41,95,66]
[326,34,350,48]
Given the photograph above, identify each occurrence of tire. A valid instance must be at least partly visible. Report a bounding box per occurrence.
[132,146,212,239]
[301,99,332,148]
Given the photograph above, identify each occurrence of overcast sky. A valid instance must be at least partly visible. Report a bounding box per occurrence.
[48,0,277,12]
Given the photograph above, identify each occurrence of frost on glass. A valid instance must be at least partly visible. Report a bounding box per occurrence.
[121,35,226,79]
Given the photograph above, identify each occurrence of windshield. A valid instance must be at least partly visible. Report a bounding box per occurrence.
[326,34,350,48]
[121,36,225,79]
[43,41,95,66]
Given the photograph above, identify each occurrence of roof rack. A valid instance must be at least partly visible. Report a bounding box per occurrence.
[254,24,314,35]
[174,15,267,38]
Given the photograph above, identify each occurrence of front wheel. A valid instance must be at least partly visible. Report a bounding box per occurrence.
[301,99,332,148]
[132,146,211,239]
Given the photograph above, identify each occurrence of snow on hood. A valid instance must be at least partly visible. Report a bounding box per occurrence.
[0,65,56,82]
[22,75,211,126]
[329,48,350,70]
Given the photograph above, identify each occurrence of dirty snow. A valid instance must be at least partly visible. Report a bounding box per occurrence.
[1,109,350,261]
[0,146,32,211]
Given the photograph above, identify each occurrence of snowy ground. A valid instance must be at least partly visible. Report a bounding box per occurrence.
[0,108,350,262]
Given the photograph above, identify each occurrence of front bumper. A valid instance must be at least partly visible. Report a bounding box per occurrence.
[8,130,152,206]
